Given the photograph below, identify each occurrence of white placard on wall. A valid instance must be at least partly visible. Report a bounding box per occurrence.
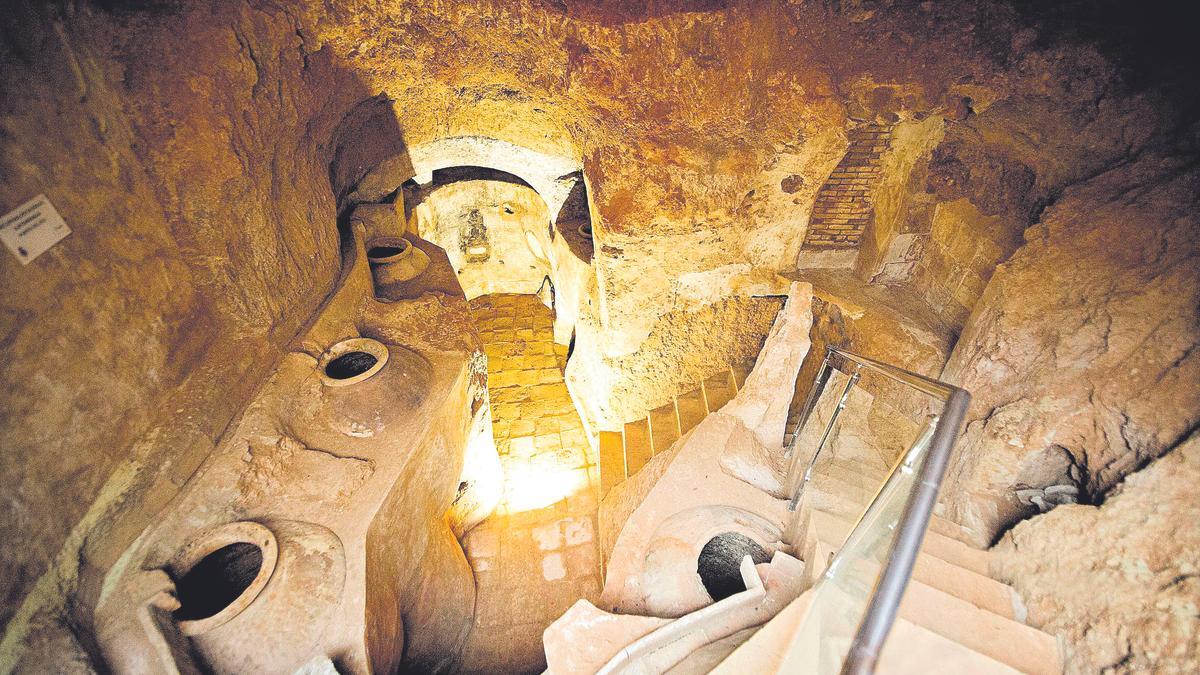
[0,194,72,265]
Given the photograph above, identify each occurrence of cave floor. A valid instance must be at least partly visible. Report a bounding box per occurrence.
[460,294,603,674]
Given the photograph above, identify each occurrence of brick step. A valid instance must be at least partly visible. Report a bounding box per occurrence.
[623,417,652,476]
[648,401,680,455]
[676,386,707,435]
[597,361,755,497]
[702,369,737,413]
[598,430,625,498]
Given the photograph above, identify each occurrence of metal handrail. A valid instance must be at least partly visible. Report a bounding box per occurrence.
[784,346,971,675]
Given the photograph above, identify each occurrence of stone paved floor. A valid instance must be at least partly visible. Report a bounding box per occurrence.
[459,294,603,674]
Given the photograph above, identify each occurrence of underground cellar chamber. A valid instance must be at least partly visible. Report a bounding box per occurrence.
[0,1,1198,674]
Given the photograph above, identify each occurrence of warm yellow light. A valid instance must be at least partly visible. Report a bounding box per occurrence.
[502,458,588,513]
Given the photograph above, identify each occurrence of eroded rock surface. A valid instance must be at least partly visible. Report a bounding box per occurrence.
[941,155,1200,544]
[993,432,1200,674]
[2,0,1199,671]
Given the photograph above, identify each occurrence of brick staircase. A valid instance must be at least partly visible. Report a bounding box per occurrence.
[802,123,894,249]
[597,362,755,498]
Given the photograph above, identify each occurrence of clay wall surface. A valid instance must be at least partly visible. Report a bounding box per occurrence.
[993,432,1200,673]
[941,153,1200,544]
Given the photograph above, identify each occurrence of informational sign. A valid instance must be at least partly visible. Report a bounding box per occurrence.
[0,194,72,265]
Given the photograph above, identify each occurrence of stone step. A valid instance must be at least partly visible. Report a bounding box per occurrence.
[598,430,626,498]
[878,619,1022,674]
[709,592,1023,674]
[624,417,653,476]
[896,578,1061,674]
[821,454,890,477]
[808,533,1020,620]
[808,465,977,546]
[800,506,991,577]
[702,370,737,413]
[648,401,681,455]
[675,386,707,435]
[910,550,1024,622]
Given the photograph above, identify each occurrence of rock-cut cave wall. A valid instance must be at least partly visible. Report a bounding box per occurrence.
[1,0,1199,672]
[0,0,382,656]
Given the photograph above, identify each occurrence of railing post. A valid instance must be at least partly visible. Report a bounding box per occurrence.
[787,367,860,512]
[781,351,833,503]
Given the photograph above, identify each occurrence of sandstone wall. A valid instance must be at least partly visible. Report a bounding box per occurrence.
[993,432,1200,673]
[3,0,1198,668]
[941,153,1200,544]
[0,0,375,643]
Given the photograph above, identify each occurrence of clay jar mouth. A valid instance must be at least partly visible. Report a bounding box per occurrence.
[697,531,771,602]
[318,338,389,387]
[366,236,411,264]
[169,522,278,636]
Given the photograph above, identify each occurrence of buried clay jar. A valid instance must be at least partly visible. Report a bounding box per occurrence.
[318,337,389,388]
[367,236,429,289]
[284,337,434,450]
[167,521,278,636]
[164,521,346,673]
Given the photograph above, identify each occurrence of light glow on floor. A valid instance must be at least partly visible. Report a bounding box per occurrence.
[501,457,590,513]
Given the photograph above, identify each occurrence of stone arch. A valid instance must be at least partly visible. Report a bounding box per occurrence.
[349,135,584,222]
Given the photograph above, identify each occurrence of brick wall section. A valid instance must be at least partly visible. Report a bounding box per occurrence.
[803,123,894,248]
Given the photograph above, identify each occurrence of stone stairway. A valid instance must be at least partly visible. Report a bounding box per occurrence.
[710,451,1064,674]
[597,363,754,498]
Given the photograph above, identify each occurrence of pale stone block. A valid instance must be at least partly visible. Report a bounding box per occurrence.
[509,436,535,458]
[510,419,536,436]
[543,553,567,581]
[533,433,561,451]
[532,521,563,551]
[563,517,594,546]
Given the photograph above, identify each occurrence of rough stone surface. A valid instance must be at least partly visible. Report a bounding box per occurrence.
[993,432,1200,674]
[942,154,1200,544]
[2,0,1200,671]
[570,296,785,426]
[0,0,372,644]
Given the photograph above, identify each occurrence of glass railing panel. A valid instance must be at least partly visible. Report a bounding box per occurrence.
[786,414,939,674]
